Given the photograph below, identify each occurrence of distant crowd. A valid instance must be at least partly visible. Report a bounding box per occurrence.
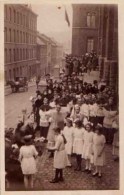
[63,51,99,76]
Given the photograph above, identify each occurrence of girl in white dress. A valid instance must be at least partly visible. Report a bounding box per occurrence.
[19,135,38,189]
[49,127,68,183]
[73,119,85,171]
[92,125,106,178]
[61,118,74,167]
[82,123,94,173]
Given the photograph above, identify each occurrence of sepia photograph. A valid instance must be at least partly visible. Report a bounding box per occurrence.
[3,2,119,192]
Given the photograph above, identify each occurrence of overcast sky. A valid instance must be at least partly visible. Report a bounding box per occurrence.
[32,4,72,53]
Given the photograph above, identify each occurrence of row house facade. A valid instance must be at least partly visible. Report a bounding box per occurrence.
[37,33,48,76]
[37,33,52,75]
[36,33,63,76]
[4,4,40,83]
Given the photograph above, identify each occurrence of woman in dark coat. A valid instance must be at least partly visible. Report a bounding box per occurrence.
[34,95,43,129]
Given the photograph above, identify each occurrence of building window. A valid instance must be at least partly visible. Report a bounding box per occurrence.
[11,49,13,62]
[18,49,20,61]
[13,49,16,61]
[16,68,19,76]
[9,28,11,42]
[13,29,16,42]
[9,49,11,62]
[20,31,22,43]
[14,9,16,23]
[33,48,34,58]
[23,49,25,60]
[31,49,33,59]
[17,30,19,42]
[23,32,25,43]
[29,49,30,59]
[30,35,32,44]
[25,16,28,27]
[32,36,33,44]
[28,50,29,59]
[20,13,22,25]
[87,38,94,53]
[31,20,32,30]
[17,49,19,61]
[20,67,22,75]
[17,12,19,24]
[4,27,7,42]
[26,33,28,43]
[9,7,11,21]
[23,15,25,26]
[91,12,96,27]
[87,13,91,27]
[31,35,32,44]
[87,12,96,27]
[32,20,34,30]
[20,50,22,61]
[5,48,7,63]
[26,49,28,59]
[32,19,34,30]
[5,71,7,82]
[9,69,11,80]
[28,34,30,43]
[13,68,15,78]
[31,35,33,44]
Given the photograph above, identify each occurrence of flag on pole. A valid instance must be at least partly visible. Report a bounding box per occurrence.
[65,8,70,27]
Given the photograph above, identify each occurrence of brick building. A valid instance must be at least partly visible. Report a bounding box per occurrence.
[98,4,118,90]
[72,4,100,56]
[72,4,118,90]
[4,4,39,83]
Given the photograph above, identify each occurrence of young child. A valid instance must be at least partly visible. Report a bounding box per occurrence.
[61,118,74,167]
[19,135,38,189]
[92,124,106,178]
[82,123,94,173]
[49,127,68,183]
[73,119,85,171]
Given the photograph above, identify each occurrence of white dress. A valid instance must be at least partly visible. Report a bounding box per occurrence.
[92,134,106,166]
[80,103,89,118]
[19,145,38,175]
[73,127,85,154]
[82,130,94,160]
[89,104,98,117]
[54,135,68,169]
[62,126,74,155]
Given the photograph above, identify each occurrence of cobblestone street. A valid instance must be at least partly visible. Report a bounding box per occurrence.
[33,144,119,190]
[5,71,119,191]
[7,143,119,191]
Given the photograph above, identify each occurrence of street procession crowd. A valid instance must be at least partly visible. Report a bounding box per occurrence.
[5,52,119,190]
